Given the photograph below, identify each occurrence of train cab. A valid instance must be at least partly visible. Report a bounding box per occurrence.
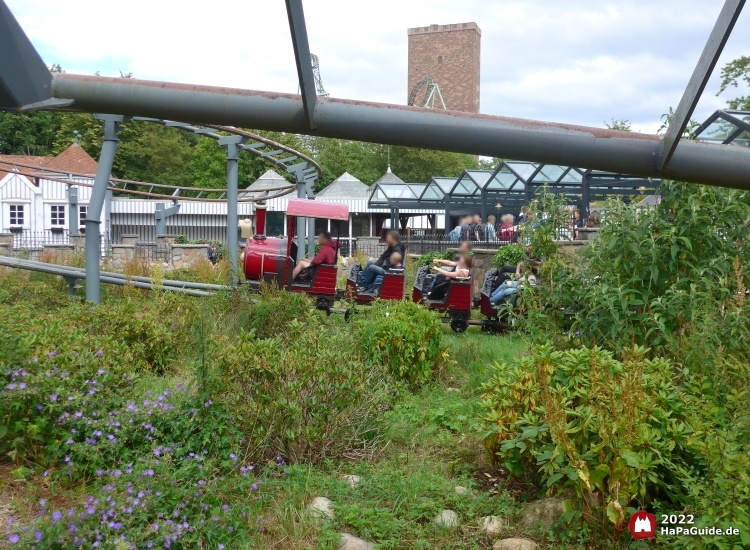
[243,199,349,311]
[412,265,473,332]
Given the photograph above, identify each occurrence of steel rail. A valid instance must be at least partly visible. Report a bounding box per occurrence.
[50,74,750,191]
[1,258,233,291]
[0,257,214,297]
[0,162,296,202]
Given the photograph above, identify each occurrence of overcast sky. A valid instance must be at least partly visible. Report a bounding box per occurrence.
[8,0,750,134]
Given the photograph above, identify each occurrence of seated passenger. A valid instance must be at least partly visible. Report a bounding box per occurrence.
[292,231,340,281]
[363,252,402,296]
[490,265,538,305]
[425,242,472,293]
[357,230,406,291]
[427,253,473,301]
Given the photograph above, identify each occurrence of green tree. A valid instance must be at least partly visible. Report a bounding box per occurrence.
[389,146,477,183]
[308,138,385,189]
[718,55,750,111]
[604,119,632,131]
[0,111,60,156]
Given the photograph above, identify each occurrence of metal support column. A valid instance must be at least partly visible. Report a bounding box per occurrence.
[480,189,487,222]
[445,199,451,233]
[307,217,315,258]
[296,182,306,262]
[581,172,591,223]
[155,202,181,236]
[85,114,122,304]
[67,186,79,236]
[285,0,318,129]
[219,135,246,285]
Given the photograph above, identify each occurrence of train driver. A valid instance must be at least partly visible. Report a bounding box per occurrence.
[292,231,341,281]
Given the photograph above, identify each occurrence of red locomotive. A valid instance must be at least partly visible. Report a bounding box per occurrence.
[242,199,349,313]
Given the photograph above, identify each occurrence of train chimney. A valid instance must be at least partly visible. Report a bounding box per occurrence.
[254,202,267,240]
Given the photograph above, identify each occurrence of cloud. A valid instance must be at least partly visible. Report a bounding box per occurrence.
[7,0,749,134]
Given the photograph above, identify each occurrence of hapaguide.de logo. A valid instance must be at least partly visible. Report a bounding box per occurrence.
[629,510,657,539]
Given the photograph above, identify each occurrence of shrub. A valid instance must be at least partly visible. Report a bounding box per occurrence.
[247,285,319,340]
[210,320,397,463]
[352,300,448,387]
[0,328,132,470]
[480,346,695,536]
[492,244,525,269]
[416,250,453,267]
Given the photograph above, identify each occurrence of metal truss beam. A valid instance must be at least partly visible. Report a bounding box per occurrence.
[658,0,745,170]
[285,0,317,129]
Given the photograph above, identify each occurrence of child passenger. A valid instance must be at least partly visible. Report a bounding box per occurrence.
[364,252,402,295]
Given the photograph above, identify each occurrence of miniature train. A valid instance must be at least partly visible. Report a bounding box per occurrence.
[242,199,406,314]
[242,198,522,332]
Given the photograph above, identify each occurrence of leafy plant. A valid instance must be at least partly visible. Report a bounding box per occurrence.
[210,321,397,463]
[416,250,453,267]
[492,244,525,269]
[481,346,695,539]
[353,300,449,387]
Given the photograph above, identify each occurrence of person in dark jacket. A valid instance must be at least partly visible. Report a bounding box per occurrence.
[357,230,406,288]
[293,231,340,280]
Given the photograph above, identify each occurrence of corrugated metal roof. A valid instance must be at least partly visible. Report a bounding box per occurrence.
[241,169,288,199]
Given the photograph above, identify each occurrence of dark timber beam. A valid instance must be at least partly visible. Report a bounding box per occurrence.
[658,0,745,170]
[285,0,317,129]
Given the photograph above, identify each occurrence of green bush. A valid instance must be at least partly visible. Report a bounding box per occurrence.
[492,244,525,269]
[353,300,448,387]
[210,320,397,463]
[480,346,695,536]
[416,251,454,267]
[247,285,320,339]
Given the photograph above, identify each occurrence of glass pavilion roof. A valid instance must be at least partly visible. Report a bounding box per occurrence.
[695,110,750,148]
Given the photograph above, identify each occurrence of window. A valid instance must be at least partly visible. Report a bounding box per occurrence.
[9,204,24,226]
[79,206,87,226]
[51,205,65,226]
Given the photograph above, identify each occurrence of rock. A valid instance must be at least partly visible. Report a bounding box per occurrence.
[340,474,361,488]
[454,485,471,496]
[307,497,334,519]
[480,515,504,538]
[517,496,567,531]
[446,387,460,392]
[433,509,459,529]
[492,538,538,550]
[338,533,375,550]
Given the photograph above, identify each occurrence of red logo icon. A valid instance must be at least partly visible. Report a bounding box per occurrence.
[628,510,656,539]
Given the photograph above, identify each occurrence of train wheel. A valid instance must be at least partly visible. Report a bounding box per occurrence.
[315,299,332,315]
[344,308,352,322]
[450,315,468,333]
[482,321,497,335]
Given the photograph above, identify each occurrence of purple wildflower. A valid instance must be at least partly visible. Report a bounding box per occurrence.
[52,510,62,524]
[95,350,104,357]
[48,350,58,358]
[50,394,58,402]
[7,383,15,390]
[7,533,19,544]
[35,530,43,542]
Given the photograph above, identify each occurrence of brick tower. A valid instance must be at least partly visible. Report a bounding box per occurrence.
[407,22,481,113]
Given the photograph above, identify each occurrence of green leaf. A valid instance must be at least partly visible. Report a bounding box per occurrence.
[0,425,7,440]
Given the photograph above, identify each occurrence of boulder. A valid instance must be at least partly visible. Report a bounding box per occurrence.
[517,496,567,531]
[493,538,538,550]
[339,533,375,550]
[480,515,504,538]
[433,509,459,529]
[340,474,361,488]
[454,485,471,496]
[307,497,334,519]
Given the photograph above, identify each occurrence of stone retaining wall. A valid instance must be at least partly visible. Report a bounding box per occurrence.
[170,244,209,270]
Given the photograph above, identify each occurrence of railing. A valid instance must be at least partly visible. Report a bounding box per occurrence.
[8,230,111,254]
